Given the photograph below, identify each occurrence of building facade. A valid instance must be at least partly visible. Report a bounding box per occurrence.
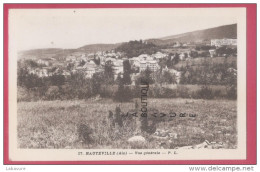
[211,38,237,47]
[140,60,159,72]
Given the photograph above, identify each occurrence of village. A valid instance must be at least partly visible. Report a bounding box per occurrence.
[16,19,240,151]
[20,38,237,85]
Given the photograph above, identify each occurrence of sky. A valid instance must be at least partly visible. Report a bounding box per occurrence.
[9,8,242,51]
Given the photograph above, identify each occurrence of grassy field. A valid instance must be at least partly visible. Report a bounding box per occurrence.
[18,98,237,149]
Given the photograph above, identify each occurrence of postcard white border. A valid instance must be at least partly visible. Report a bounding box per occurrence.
[8,7,247,161]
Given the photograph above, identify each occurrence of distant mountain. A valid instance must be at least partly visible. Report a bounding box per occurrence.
[19,24,236,58]
[146,38,177,46]
[18,44,121,59]
[19,48,63,56]
[159,24,237,43]
[78,43,122,53]
[18,48,80,59]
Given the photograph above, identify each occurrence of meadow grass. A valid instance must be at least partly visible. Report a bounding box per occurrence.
[18,98,237,149]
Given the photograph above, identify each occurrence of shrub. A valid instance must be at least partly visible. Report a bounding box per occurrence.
[113,83,133,102]
[163,88,176,98]
[45,86,61,100]
[213,89,222,99]
[148,85,162,98]
[140,108,161,134]
[176,85,190,98]
[114,106,123,127]
[226,86,237,100]
[77,123,93,144]
[197,85,214,99]
[140,117,157,134]
[100,87,114,98]
[17,87,37,102]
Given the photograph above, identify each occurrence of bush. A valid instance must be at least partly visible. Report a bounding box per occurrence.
[114,106,123,127]
[148,85,163,98]
[45,86,61,100]
[196,85,214,99]
[148,87,176,98]
[163,88,176,98]
[213,89,222,99]
[140,117,157,134]
[176,85,190,98]
[226,86,237,100]
[99,87,114,98]
[113,83,133,102]
[77,123,93,144]
[17,87,38,102]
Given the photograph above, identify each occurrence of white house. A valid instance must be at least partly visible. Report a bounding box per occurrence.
[66,55,77,62]
[140,60,159,72]
[112,60,124,75]
[85,67,96,78]
[163,66,181,84]
[138,54,150,61]
[37,59,49,66]
[179,53,186,60]
[211,38,237,47]
[209,49,217,57]
[152,52,167,61]
[81,60,98,78]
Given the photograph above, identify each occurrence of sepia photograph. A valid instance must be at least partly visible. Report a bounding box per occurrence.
[5,4,254,163]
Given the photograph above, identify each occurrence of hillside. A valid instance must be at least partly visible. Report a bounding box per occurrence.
[19,23,237,58]
[160,24,237,42]
[78,43,122,53]
[18,48,81,59]
[19,48,63,56]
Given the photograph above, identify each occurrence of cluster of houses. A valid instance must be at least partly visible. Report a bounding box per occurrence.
[23,38,237,84]
[68,50,125,79]
[25,50,182,84]
[211,38,237,47]
[129,52,167,72]
[27,65,70,78]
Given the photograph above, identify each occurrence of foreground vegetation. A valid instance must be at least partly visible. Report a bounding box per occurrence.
[18,53,237,102]
[18,98,237,149]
